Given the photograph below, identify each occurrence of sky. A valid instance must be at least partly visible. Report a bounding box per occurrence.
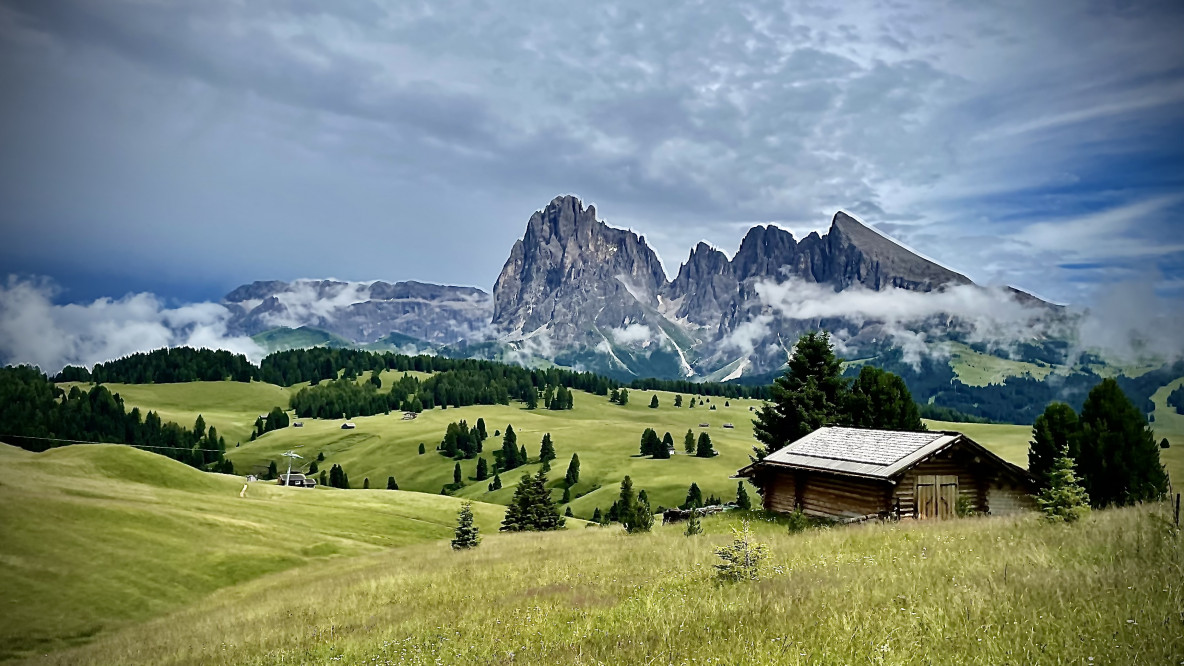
[1,0,1183,309]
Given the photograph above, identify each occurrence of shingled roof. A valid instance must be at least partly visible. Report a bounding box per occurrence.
[742,427,965,480]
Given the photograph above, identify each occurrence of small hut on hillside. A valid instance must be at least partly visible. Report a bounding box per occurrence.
[737,427,1035,521]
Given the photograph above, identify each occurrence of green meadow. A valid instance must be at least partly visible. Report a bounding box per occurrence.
[19,500,1184,665]
[0,443,507,662]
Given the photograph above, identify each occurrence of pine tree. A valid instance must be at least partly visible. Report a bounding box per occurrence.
[319,470,328,486]
[684,482,703,509]
[662,431,674,455]
[500,470,565,532]
[592,507,603,523]
[617,476,653,534]
[363,477,370,489]
[735,481,751,510]
[418,442,426,455]
[610,388,620,403]
[308,460,318,474]
[618,388,629,406]
[564,506,574,518]
[1077,379,1168,507]
[752,331,846,460]
[539,433,556,462]
[454,462,463,485]
[714,521,769,582]
[1029,402,1079,490]
[267,460,278,480]
[674,394,683,407]
[489,473,502,491]
[696,432,715,458]
[562,485,572,503]
[476,417,487,440]
[841,366,923,431]
[317,451,325,462]
[451,501,481,549]
[525,389,538,409]
[649,394,659,408]
[684,429,695,455]
[476,456,489,481]
[564,453,580,486]
[519,444,528,464]
[387,476,398,490]
[1037,446,1090,523]
[684,509,703,536]
[501,425,519,470]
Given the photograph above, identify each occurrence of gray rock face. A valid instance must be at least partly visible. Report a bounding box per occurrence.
[492,195,670,355]
[224,279,492,345]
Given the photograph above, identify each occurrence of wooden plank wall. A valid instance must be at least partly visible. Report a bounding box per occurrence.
[894,443,988,517]
[763,469,891,519]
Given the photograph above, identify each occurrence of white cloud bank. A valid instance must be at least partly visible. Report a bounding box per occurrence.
[0,277,264,373]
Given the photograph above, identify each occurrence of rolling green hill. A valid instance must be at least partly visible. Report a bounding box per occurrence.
[0,443,508,661]
[251,326,355,354]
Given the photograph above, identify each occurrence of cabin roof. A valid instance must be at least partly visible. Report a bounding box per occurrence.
[738,426,1026,481]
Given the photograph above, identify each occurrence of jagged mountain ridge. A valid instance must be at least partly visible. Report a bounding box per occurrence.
[227,194,1055,380]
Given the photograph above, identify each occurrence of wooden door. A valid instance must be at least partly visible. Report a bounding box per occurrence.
[916,475,959,520]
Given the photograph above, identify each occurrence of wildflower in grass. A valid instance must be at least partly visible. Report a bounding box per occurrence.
[714,520,769,582]
[451,501,480,550]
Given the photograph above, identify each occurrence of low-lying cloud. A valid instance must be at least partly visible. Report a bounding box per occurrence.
[0,276,264,373]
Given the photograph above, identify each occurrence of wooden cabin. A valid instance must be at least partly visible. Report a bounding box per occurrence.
[737,427,1035,521]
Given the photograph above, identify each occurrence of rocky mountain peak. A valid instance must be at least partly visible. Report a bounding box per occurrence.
[824,211,972,291]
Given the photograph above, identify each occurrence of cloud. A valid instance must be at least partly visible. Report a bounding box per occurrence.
[608,323,655,347]
[0,276,264,373]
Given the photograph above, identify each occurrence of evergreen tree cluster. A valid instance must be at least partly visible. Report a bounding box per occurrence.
[250,406,290,440]
[753,332,924,463]
[54,347,258,384]
[0,366,231,471]
[541,385,575,410]
[609,387,630,405]
[627,377,769,399]
[1167,384,1184,416]
[289,374,423,419]
[498,424,524,471]
[1028,379,1168,508]
[326,463,350,489]
[500,471,565,531]
[638,428,670,458]
[564,453,580,487]
[439,419,485,459]
[606,476,653,533]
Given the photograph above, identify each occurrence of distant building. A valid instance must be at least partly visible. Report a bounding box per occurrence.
[722,423,734,429]
[737,427,1035,522]
[293,422,304,428]
[341,422,356,430]
[401,412,417,420]
[698,423,710,428]
[277,472,316,488]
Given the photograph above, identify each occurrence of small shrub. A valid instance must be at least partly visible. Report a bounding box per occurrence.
[785,508,810,534]
[714,520,769,582]
[1037,452,1090,523]
[684,509,703,537]
[955,494,976,518]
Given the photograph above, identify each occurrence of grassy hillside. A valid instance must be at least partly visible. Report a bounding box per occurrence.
[227,390,769,518]
[1151,376,1184,483]
[24,504,1183,665]
[0,443,507,662]
[946,342,1054,386]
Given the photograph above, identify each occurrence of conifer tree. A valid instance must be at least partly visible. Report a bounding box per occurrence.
[488,473,503,492]
[649,394,659,408]
[418,442,426,455]
[684,429,696,455]
[1029,402,1079,490]
[451,501,481,550]
[363,478,370,489]
[592,507,603,523]
[735,481,752,510]
[267,460,278,480]
[618,388,629,406]
[476,456,489,481]
[1077,379,1168,507]
[525,389,538,409]
[752,331,846,460]
[501,425,519,469]
[454,462,463,485]
[617,476,654,534]
[387,476,398,490]
[564,506,574,518]
[317,451,325,462]
[610,388,620,403]
[684,482,703,509]
[662,431,674,456]
[684,508,703,536]
[696,431,715,458]
[674,394,683,407]
[562,485,572,503]
[319,470,328,486]
[519,443,528,464]
[539,433,556,462]
[1037,446,1090,523]
[500,470,565,532]
[476,418,487,440]
[564,453,580,486]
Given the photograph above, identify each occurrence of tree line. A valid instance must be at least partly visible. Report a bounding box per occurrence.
[0,365,232,472]
[55,347,258,384]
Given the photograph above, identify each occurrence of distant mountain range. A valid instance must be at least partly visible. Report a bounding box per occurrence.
[228,194,1064,380]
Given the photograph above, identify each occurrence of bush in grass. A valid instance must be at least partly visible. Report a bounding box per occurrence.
[684,509,703,537]
[714,520,769,582]
[785,508,810,534]
[451,501,480,550]
[1037,448,1090,523]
